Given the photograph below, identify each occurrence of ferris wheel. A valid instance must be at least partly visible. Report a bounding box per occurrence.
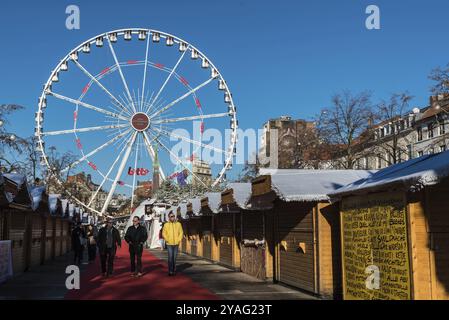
[35,28,238,216]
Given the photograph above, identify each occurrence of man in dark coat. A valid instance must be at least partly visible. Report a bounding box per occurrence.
[71,223,86,265]
[97,217,121,277]
[124,216,148,277]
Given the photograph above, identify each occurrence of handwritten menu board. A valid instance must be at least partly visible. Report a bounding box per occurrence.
[341,193,411,300]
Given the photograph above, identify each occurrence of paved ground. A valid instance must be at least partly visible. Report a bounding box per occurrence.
[149,249,317,300]
[0,248,317,300]
[0,252,89,300]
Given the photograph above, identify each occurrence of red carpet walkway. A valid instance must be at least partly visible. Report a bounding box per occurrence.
[65,243,218,300]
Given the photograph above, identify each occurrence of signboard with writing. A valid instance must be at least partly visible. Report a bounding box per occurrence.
[341,193,411,300]
[0,240,13,284]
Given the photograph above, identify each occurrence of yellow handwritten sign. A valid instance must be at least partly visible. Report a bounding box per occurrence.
[341,193,411,300]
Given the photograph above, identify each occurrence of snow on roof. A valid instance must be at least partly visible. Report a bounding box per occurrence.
[132,199,155,219]
[260,169,375,202]
[3,173,27,186]
[68,203,75,217]
[30,186,46,211]
[61,199,69,214]
[179,203,188,218]
[0,173,13,204]
[190,198,202,215]
[329,151,449,197]
[203,192,221,213]
[48,194,61,214]
[225,182,252,208]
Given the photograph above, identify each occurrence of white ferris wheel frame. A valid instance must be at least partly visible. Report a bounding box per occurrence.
[35,28,238,216]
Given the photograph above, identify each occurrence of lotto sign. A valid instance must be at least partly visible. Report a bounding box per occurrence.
[0,240,13,284]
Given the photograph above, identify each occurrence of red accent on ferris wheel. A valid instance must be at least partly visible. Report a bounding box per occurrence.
[82,84,90,94]
[118,181,125,186]
[154,63,164,69]
[180,76,189,86]
[73,111,78,121]
[195,98,201,108]
[127,60,138,65]
[88,162,97,170]
[200,122,205,134]
[100,67,110,75]
[75,139,82,149]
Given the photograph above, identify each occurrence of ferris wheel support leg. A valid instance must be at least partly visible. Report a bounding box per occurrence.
[142,131,166,181]
[100,131,137,216]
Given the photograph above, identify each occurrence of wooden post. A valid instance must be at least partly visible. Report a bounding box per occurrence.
[407,190,431,299]
[211,215,220,261]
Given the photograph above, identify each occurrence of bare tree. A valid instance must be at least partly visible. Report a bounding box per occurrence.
[315,90,375,169]
[372,93,414,166]
[237,152,260,182]
[429,63,449,95]
[0,104,25,172]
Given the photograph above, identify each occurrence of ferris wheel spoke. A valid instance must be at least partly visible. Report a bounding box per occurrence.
[46,91,129,121]
[42,124,128,136]
[149,77,215,120]
[60,129,131,174]
[145,45,190,114]
[100,131,138,216]
[87,133,133,208]
[154,137,208,188]
[71,60,132,116]
[142,130,166,181]
[152,127,230,156]
[141,36,151,112]
[130,134,141,211]
[107,38,137,113]
[152,112,229,124]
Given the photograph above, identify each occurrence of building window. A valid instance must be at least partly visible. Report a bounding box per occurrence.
[377,157,382,169]
[440,123,446,135]
[407,145,412,160]
[417,127,423,141]
[428,148,434,155]
[440,145,446,153]
[428,124,434,139]
[418,151,424,157]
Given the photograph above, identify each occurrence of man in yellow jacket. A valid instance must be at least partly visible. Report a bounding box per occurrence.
[162,212,183,276]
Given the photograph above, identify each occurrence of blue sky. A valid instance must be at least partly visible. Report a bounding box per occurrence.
[1,0,449,186]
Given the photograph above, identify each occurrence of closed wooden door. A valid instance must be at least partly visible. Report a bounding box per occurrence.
[30,214,42,267]
[277,202,315,293]
[55,218,62,256]
[430,232,449,300]
[46,217,54,260]
[218,214,233,267]
[202,232,212,260]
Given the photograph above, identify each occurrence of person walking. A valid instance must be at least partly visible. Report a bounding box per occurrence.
[86,224,98,263]
[97,217,121,278]
[71,223,86,265]
[124,216,148,278]
[162,213,183,276]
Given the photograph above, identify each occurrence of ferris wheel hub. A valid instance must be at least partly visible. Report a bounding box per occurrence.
[131,112,150,131]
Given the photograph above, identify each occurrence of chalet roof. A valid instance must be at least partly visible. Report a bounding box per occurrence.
[224,182,252,208]
[329,150,449,198]
[30,186,46,211]
[0,173,14,205]
[258,169,375,202]
[190,198,202,216]
[178,203,188,219]
[201,192,221,213]
[2,173,32,208]
[49,194,61,214]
